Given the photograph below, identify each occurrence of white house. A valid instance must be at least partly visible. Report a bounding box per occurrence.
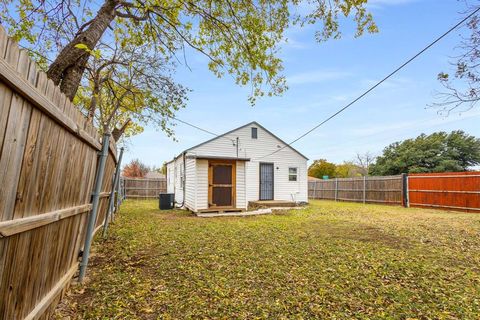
[166,121,308,212]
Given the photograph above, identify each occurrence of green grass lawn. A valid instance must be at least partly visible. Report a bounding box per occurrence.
[55,200,480,319]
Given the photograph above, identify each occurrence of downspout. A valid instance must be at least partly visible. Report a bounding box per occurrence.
[244,156,247,209]
[172,157,176,199]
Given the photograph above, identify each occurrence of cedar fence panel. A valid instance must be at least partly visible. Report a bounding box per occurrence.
[408,172,480,213]
[0,26,118,319]
[309,175,404,205]
[122,177,167,199]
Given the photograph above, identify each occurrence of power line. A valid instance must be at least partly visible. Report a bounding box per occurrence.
[169,115,220,137]
[254,8,480,160]
[169,115,236,144]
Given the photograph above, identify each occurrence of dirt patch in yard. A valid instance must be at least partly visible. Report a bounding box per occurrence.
[303,221,411,249]
[334,225,411,249]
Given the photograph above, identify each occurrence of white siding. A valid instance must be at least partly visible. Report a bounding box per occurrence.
[196,159,208,210]
[167,157,184,205]
[191,123,308,203]
[166,162,175,193]
[236,161,246,208]
[184,157,196,211]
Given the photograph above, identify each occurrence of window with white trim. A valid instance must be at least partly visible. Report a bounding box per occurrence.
[288,167,298,181]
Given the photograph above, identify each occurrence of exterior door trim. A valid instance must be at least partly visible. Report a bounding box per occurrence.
[259,162,274,200]
[208,160,236,208]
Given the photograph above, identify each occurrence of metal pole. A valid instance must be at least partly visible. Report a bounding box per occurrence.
[111,148,124,221]
[118,177,123,203]
[335,178,338,202]
[363,176,366,204]
[402,173,410,208]
[79,132,111,283]
[406,174,410,208]
[103,147,124,237]
[123,178,127,200]
[115,175,122,213]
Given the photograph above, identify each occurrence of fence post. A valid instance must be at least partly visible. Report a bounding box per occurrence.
[103,147,124,238]
[335,178,338,202]
[402,173,409,208]
[79,132,111,283]
[123,178,127,200]
[363,176,366,204]
[313,181,317,199]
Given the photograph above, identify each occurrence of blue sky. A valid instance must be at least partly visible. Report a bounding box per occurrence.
[122,0,480,167]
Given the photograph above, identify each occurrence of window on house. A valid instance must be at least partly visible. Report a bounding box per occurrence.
[251,127,258,139]
[288,167,298,181]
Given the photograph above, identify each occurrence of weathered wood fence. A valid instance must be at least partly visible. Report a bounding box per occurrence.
[121,177,167,199]
[309,172,480,212]
[309,175,405,205]
[0,26,120,319]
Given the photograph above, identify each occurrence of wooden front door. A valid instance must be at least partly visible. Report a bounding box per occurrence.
[208,160,236,208]
[259,162,274,200]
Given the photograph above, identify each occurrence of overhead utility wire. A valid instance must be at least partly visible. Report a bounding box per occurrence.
[169,115,237,144]
[254,8,480,160]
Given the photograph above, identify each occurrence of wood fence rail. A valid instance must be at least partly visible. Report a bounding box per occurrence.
[308,175,404,205]
[121,177,167,199]
[408,172,480,213]
[309,172,480,213]
[0,25,118,319]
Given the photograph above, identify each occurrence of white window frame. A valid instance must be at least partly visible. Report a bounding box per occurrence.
[288,167,298,182]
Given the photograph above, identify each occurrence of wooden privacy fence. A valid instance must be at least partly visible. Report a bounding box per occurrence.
[0,26,120,319]
[408,172,480,213]
[309,173,480,212]
[309,175,405,205]
[121,177,167,198]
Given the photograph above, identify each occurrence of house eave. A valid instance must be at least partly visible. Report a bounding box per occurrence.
[186,155,250,161]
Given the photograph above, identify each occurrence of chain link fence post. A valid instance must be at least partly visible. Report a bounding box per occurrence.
[79,132,110,283]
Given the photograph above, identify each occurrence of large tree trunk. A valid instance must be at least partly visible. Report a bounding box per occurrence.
[112,119,131,141]
[47,0,118,100]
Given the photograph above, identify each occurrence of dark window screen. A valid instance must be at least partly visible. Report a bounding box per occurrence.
[212,187,232,206]
[212,165,232,184]
[251,127,258,139]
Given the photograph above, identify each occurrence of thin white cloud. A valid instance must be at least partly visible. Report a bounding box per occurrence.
[367,0,419,9]
[287,70,352,85]
[369,0,419,5]
[307,111,480,162]
[281,37,308,50]
[351,110,480,137]
[360,77,416,90]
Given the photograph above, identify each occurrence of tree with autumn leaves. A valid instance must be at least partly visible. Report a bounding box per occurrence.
[0,0,377,140]
[122,159,150,178]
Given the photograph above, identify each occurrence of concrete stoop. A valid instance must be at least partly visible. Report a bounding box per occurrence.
[196,206,305,218]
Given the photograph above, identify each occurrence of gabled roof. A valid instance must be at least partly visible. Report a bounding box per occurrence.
[169,121,308,162]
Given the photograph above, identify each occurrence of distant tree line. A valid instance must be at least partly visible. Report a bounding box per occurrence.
[370,131,480,175]
[308,159,365,179]
[309,131,480,178]
[122,159,166,178]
